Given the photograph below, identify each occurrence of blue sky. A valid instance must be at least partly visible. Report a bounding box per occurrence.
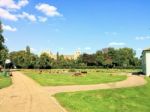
[0,0,150,57]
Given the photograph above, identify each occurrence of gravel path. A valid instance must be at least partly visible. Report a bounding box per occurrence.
[0,72,66,112]
[0,72,146,112]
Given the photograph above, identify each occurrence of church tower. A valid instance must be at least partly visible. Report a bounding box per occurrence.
[74,50,81,60]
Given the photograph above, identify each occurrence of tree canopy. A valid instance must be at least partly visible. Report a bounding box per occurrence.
[8,46,141,69]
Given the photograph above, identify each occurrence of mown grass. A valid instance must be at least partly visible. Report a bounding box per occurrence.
[23,69,127,86]
[55,78,150,112]
[0,73,12,89]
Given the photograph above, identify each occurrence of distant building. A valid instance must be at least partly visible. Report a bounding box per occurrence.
[49,51,57,60]
[102,48,109,53]
[42,50,81,60]
[142,48,150,76]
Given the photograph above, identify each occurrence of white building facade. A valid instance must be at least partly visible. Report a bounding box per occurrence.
[142,49,150,76]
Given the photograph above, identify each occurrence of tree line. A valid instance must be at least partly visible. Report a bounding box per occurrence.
[0,21,141,69]
[7,46,141,69]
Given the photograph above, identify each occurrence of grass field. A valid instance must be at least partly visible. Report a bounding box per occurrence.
[23,69,128,86]
[0,73,12,89]
[55,78,150,112]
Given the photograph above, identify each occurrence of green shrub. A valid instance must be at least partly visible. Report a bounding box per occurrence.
[68,69,76,72]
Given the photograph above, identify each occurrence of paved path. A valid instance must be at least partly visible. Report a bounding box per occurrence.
[0,72,147,112]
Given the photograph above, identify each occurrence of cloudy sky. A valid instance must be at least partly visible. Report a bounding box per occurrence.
[0,0,150,57]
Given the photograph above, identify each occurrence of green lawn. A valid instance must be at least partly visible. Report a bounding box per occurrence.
[0,73,12,89]
[55,78,150,112]
[23,70,127,86]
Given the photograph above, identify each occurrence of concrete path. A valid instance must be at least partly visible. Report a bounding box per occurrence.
[0,72,147,112]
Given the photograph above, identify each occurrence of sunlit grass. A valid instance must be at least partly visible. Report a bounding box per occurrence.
[23,69,127,86]
[55,78,150,112]
[0,73,12,89]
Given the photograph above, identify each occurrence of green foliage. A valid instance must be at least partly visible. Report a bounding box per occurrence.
[95,50,104,66]
[79,53,97,66]
[78,47,141,69]
[68,69,76,72]
[55,78,150,112]
[0,21,4,50]
[38,52,53,69]
[0,73,12,89]
[0,20,8,66]
[0,49,8,65]
[9,47,141,69]
[9,49,39,68]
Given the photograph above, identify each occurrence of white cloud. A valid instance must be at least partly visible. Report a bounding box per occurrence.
[38,16,47,22]
[0,0,29,9]
[105,32,118,36]
[18,12,36,22]
[108,42,126,46]
[85,47,91,50]
[2,24,17,32]
[0,9,36,22]
[35,3,62,17]
[0,8,18,21]
[0,0,32,22]
[18,0,29,8]
[135,36,150,40]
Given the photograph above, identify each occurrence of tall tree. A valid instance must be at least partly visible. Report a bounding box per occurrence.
[26,46,31,55]
[25,46,31,68]
[95,50,104,66]
[0,21,5,50]
[79,53,97,66]
[9,50,39,69]
[117,48,136,67]
[38,52,52,69]
[0,21,8,65]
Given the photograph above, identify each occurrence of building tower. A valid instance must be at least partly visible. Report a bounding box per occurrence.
[74,50,81,60]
